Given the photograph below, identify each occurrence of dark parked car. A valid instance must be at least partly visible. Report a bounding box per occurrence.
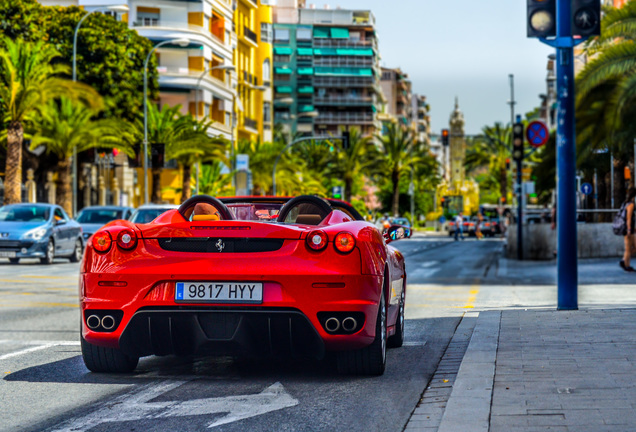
[0,203,83,264]
[75,205,134,242]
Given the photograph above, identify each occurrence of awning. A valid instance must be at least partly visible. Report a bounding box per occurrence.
[313,48,373,56]
[275,86,292,93]
[274,47,293,55]
[330,27,350,39]
[297,67,314,75]
[275,67,292,74]
[313,27,330,38]
[297,47,313,56]
[299,105,315,112]
[298,86,314,94]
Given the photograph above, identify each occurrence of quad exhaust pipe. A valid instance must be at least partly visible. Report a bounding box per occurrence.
[325,317,340,333]
[101,315,116,330]
[86,315,101,330]
[341,317,357,332]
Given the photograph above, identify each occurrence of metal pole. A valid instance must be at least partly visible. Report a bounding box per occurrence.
[516,125,523,261]
[610,149,614,209]
[508,74,515,131]
[72,11,94,217]
[410,168,415,228]
[555,0,578,310]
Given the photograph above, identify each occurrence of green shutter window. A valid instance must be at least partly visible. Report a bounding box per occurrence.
[330,28,350,39]
[274,47,293,55]
[274,67,292,74]
[298,86,314,94]
[315,67,373,76]
[359,68,372,76]
[299,105,315,112]
[337,48,374,56]
[275,86,292,93]
[297,67,314,75]
[371,105,377,113]
[297,48,313,56]
[313,27,330,38]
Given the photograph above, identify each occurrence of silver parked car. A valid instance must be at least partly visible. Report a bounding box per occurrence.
[75,205,134,242]
[0,203,83,264]
[129,204,179,224]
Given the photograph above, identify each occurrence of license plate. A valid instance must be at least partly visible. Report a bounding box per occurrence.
[175,282,263,303]
[0,251,16,258]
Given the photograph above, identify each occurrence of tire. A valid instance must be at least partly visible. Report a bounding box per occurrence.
[388,288,405,348]
[69,238,83,263]
[337,293,387,376]
[8,258,19,264]
[81,335,139,373]
[40,240,55,265]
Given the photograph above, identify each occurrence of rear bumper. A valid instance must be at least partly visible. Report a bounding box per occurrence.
[118,307,325,359]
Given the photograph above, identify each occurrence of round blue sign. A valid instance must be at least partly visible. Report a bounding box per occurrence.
[526,120,549,148]
[581,183,593,195]
[439,216,446,224]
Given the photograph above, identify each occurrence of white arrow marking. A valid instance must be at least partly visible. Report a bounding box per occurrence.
[50,380,298,431]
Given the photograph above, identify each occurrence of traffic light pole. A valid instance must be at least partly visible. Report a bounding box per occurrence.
[540,0,583,310]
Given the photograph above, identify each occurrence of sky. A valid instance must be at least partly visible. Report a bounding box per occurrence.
[309,0,554,135]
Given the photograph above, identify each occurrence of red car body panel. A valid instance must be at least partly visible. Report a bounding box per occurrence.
[80,200,406,360]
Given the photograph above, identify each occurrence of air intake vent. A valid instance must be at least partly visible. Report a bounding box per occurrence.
[158,237,284,253]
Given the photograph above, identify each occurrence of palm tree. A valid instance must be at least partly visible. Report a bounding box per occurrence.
[0,37,98,205]
[197,161,233,197]
[170,116,228,202]
[466,123,512,202]
[329,128,376,203]
[29,97,133,215]
[375,123,417,216]
[236,138,299,196]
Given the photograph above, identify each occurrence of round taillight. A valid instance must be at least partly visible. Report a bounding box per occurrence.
[306,230,328,251]
[92,231,112,253]
[334,232,356,253]
[116,229,137,250]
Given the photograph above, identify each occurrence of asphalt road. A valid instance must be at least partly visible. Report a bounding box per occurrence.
[0,233,503,432]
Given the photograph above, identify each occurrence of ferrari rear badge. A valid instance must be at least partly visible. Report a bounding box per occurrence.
[215,239,225,252]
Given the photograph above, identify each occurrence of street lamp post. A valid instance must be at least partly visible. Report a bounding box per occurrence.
[71,4,128,216]
[193,64,236,195]
[143,38,190,204]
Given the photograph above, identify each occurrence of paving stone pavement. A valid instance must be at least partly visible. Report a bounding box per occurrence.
[405,308,636,432]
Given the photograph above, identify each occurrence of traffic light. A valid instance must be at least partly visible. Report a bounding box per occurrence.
[441,129,449,146]
[512,122,524,161]
[571,0,601,37]
[506,158,511,170]
[342,131,350,150]
[527,0,556,38]
[151,144,165,168]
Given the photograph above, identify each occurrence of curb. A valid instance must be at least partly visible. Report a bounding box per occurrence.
[437,311,501,432]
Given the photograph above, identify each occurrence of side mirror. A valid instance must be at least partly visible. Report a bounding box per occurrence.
[384,225,405,243]
[55,218,67,226]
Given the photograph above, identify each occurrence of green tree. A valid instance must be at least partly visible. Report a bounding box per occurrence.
[0,37,97,205]
[375,123,418,216]
[330,128,376,203]
[197,161,233,197]
[29,98,133,215]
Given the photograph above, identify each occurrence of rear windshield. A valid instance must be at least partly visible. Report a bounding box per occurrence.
[0,205,50,222]
[76,209,123,224]
[225,203,283,221]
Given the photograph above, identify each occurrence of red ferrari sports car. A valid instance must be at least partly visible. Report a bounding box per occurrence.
[80,195,407,375]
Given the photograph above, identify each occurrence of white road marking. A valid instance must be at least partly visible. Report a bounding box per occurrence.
[0,341,79,361]
[403,341,427,347]
[49,381,299,431]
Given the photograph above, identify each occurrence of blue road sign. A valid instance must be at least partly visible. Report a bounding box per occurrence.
[526,120,550,148]
[439,216,446,224]
[581,183,592,195]
[332,186,343,198]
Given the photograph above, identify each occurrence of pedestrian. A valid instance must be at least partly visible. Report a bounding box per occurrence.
[476,212,484,240]
[620,187,636,272]
[454,212,464,241]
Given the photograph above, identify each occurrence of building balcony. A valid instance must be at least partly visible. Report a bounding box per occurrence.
[134,20,229,57]
[243,25,258,45]
[314,95,374,106]
[157,66,234,100]
[313,39,377,49]
[313,76,375,88]
[240,0,258,8]
[244,117,258,131]
[315,112,375,125]
[313,57,375,67]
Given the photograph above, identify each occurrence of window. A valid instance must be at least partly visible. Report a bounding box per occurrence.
[297,27,312,40]
[262,59,271,82]
[263,102,271,123]
[274,28,290,42]
[261,23,273,43]
[274,55,290,62]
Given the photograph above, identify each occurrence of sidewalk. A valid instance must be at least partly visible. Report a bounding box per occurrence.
[405,258,636,431]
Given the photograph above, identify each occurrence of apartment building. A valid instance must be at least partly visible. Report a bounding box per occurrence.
[380,67,413,128]
[413,94,430,145]
[272,3,382,136]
